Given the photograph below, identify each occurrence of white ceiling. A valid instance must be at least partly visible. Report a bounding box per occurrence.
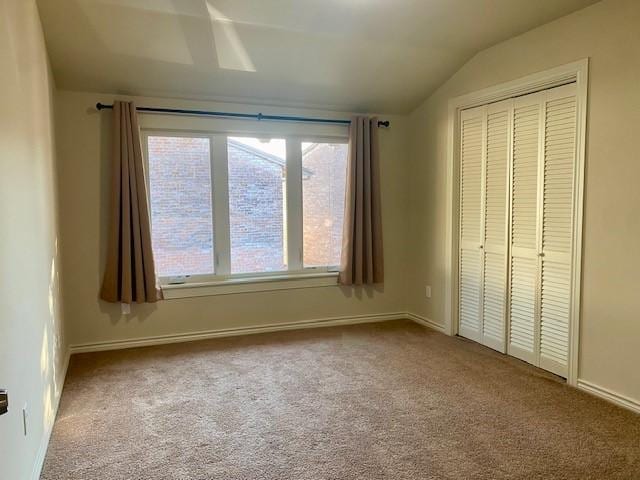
[37,0,599,113]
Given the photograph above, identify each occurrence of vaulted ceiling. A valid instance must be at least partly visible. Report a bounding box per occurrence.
[37,0,599,113]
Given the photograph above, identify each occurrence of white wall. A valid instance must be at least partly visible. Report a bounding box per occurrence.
[54,90,411,348]
[0,0,67,478]
[407,0,640,404]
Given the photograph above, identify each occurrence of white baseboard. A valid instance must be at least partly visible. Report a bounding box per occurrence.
[70,312,415,354]
[577,379,640,415]
[31,347,71,480]
[405,312,447,333]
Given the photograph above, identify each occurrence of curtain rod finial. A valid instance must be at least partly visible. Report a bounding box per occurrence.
[378,120,390,128]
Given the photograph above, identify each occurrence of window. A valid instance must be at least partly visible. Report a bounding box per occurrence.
[147,135,214,277]
[302,142,348,268]
[228,137,287,274]
[144,128,349,286]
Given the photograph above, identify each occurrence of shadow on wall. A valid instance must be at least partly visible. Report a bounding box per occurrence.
[339,284,384,300]
[99,301,159,327]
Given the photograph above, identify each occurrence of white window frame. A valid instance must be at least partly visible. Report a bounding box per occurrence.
[142,124,349,298]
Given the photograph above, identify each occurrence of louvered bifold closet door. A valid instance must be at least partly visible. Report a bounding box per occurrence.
[481,100,511,353]
[538,84,577,378]
[507,92,543,365]
[458,106,484,342]
[458,83,579,376]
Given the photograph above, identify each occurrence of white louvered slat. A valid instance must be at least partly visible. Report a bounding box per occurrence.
[512,103,540,249]
[537,88,577,378]
[461,114,483,243]
[508,256,537,363]
[460,249,482,335]
[508,94,541,366]
[543,94,576,256]
[483,251,506,348]
[539,260,571,376]
[481,103,510,352]
[484,110,509,246]
[458,107,484,342]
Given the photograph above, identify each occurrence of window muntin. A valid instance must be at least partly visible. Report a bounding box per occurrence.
[147,135,214,277]
[144,129,348,284]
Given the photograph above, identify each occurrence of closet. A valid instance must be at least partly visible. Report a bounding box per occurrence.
[458,83,577,378]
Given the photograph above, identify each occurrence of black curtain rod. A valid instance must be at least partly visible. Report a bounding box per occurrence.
[95,103,390,128]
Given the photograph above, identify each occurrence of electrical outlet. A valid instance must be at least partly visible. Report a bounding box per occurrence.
[425,285,432,299]
[22,404,28,436]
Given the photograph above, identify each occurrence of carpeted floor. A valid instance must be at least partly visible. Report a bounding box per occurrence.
[41,320,640,480]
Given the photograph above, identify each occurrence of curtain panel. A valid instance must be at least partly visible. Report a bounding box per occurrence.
[339,116,384,286]
[100,101,162,304]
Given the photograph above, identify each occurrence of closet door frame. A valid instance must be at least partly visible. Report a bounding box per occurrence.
[445,59,588,386]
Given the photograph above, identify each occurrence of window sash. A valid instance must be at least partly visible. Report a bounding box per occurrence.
[286,138,303,271]
[142,128,347,284]
[211,134,231,275]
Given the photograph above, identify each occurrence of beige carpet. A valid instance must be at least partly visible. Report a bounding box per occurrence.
[41,320,640,479]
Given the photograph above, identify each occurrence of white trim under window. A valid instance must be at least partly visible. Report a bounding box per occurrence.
[162,271,339,299]
[141,120,349,296]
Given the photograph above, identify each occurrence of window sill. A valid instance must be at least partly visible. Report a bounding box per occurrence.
[161,272,339,299]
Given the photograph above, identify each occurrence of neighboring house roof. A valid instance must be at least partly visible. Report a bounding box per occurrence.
[228,139,313,178]
[302,142,320,156]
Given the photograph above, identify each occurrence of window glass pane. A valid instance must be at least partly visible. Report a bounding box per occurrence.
[228,137,287,274]
[147,136,214,277]
[302,142,348,268]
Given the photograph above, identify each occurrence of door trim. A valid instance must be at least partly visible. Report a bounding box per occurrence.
[445,59,589,386]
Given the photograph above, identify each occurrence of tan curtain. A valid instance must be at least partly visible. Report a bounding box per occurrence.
[339,116,384,285]
[100,101,162,304]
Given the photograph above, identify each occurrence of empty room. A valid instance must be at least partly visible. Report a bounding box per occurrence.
[2,0,640,478]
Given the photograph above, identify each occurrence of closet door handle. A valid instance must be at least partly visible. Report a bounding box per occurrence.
[538,252,545,257]
[479,245,484,250]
